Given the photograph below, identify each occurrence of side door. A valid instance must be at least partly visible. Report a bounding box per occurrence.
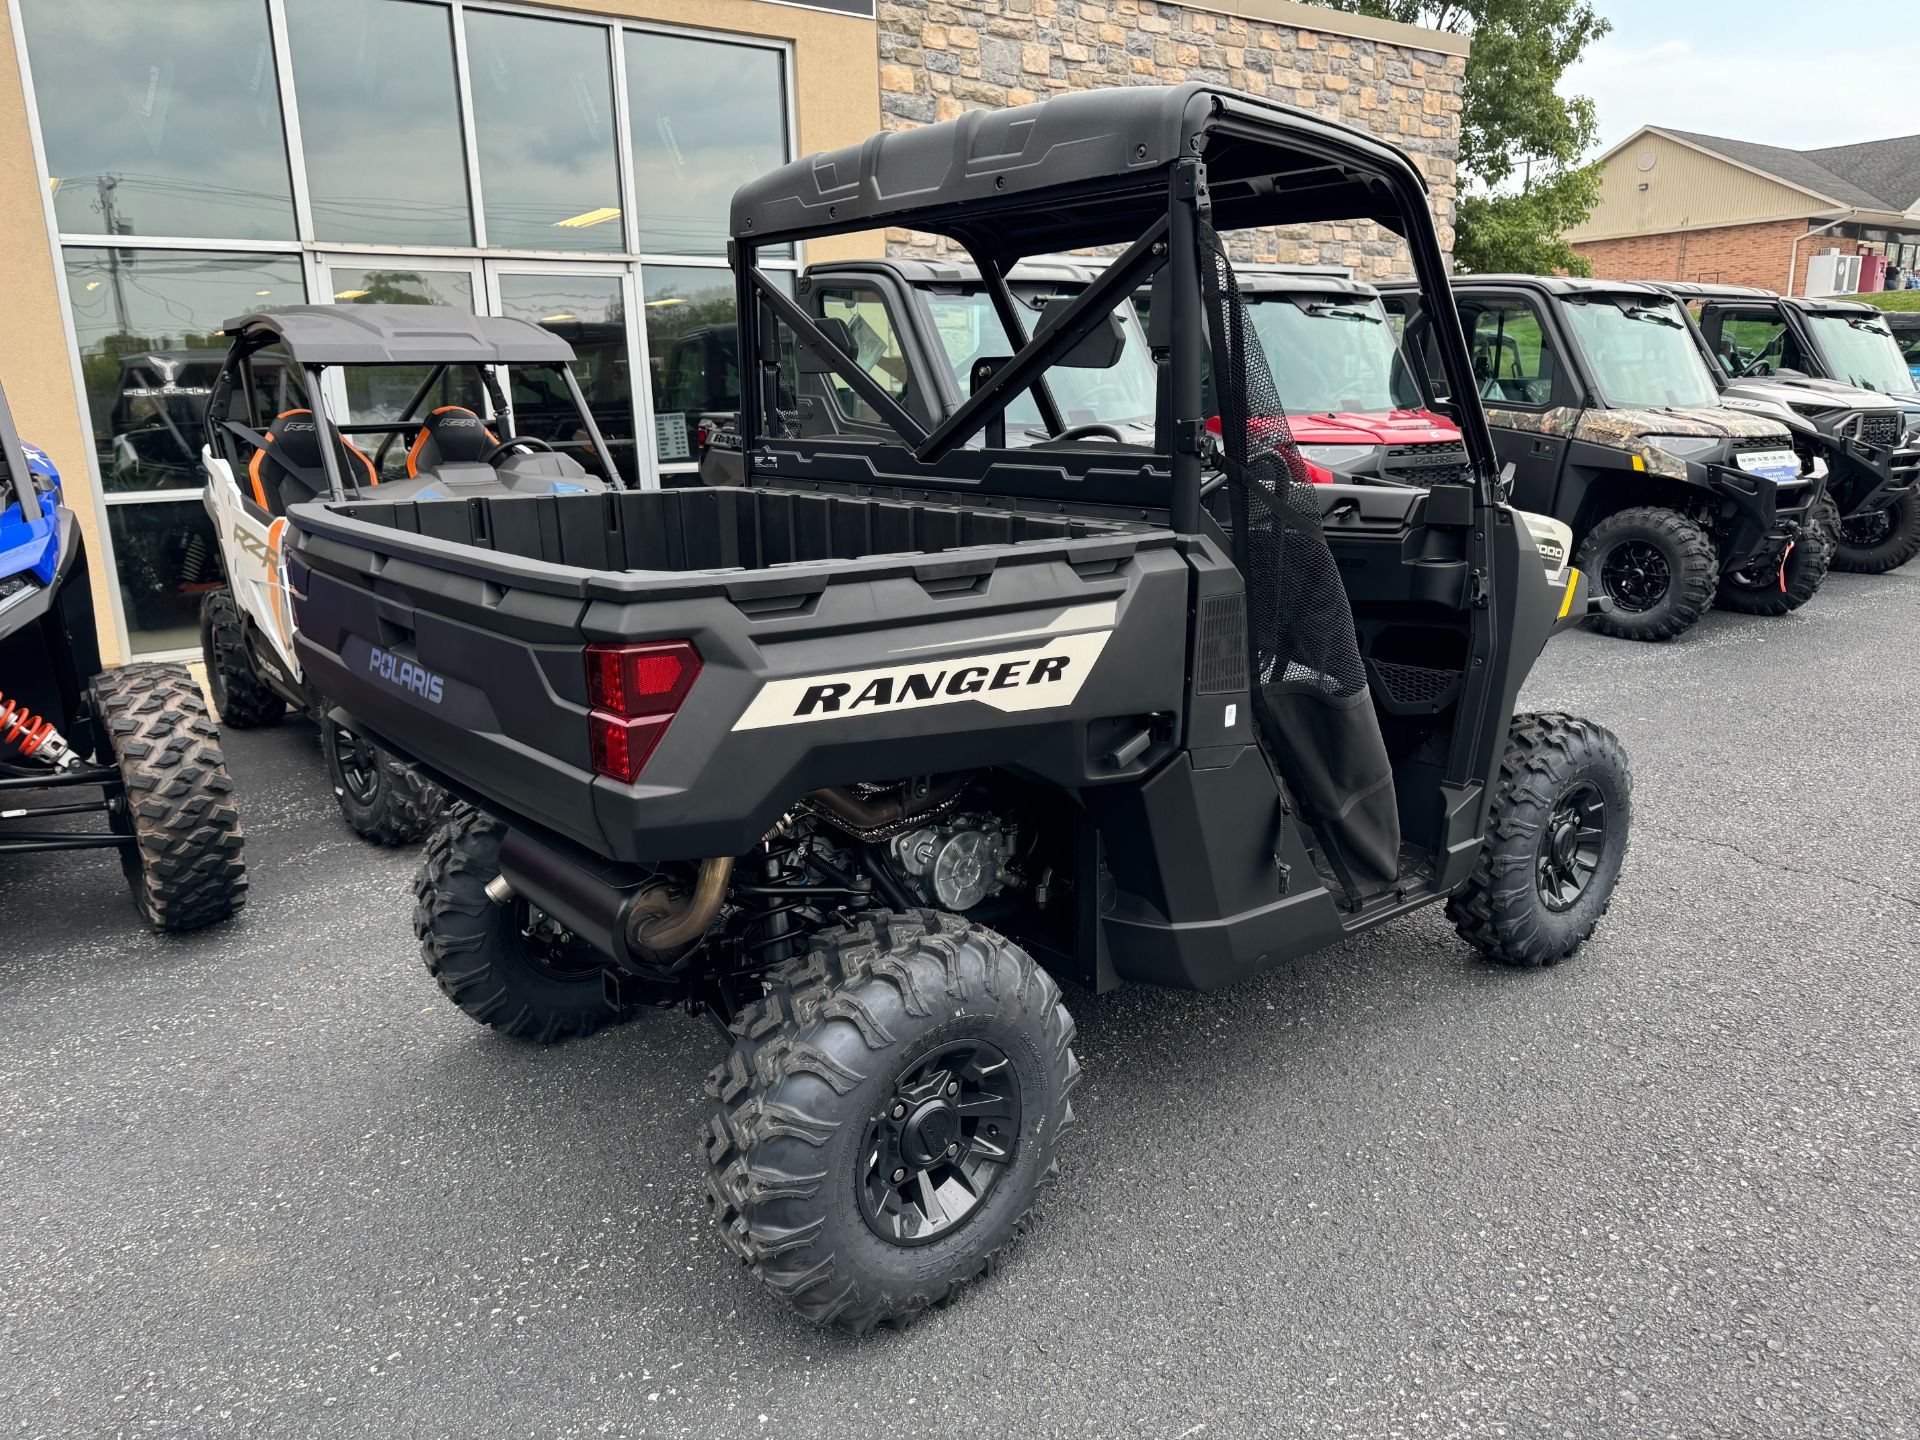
[1450,292,1582,516]
[794,272,943,441]
[1698,301,1801,378]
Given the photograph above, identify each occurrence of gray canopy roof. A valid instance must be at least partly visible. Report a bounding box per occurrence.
[220,305,576,365]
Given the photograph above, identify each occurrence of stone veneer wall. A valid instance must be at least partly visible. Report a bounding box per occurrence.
[875,0,1465,276]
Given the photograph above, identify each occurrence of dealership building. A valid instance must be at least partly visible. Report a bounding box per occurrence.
[0,0,1461,664]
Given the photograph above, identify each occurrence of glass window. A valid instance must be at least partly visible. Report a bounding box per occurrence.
[496,274,636,483]
[921,288,1158,439]
[327,265,483,458]
[464,11,621,252]
[644,265,742,465]
[1463,300,1561,407]
[1560,295,1719,410]
[64,248,305,493]
[816,284,915,428]
[1805,311,1915,394]
[624,32,790,257]
[22,0,295,241]
[1242,293,1423,417]
[285,0,472,246]
[108,500,226,654]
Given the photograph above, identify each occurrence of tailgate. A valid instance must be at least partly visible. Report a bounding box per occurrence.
[290,496,1192,861]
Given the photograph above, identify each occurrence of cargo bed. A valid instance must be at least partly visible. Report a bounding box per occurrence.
[289,486,1192,860]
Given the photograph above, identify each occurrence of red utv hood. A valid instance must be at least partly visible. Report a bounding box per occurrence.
[1283,409,1461,445]
[1206,408,1460,446]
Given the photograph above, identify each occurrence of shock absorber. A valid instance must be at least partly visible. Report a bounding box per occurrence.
[0,689,79,769]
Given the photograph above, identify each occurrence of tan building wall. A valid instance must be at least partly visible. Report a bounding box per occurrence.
[0,0,881,666]
[1568,130,1833,246]
[875,0,1467,275]
[1573,217,1861,296]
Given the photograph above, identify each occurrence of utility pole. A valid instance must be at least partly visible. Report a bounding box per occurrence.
[95,174,132,335]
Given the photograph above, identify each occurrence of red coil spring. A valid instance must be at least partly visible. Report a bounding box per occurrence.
[0,688,56,757]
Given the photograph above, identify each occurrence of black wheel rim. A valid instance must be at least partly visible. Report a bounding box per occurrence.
[1537,781,1607,913]
[1839,507,1894,548]
[331,725,381,805]
[1600,540,1672,612]
[510,900,602,983]
[858,1040,1021,1247]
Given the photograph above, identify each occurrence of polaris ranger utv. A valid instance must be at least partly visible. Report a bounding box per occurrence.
[198,306,617,841]
[0,378,246,931]
[290,85,1630,1331]
[1387,276,1835,641]
[1660,282,1920,574]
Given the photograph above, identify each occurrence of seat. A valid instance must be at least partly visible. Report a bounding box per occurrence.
[405,406,498,478]
[248,409,378,516]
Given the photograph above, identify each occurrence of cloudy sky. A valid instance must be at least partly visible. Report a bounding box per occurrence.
[1568,0,1920,155]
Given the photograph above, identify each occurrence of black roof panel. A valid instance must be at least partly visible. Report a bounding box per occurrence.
[730,83,1429,255]
[221,305,576,365]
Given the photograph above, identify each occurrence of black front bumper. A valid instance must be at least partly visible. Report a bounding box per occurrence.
[1699,459,1824,571]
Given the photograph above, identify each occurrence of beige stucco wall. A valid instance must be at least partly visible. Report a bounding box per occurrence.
[0,2,113,655]
[0,0,882,666]
[1568,130,1832,245]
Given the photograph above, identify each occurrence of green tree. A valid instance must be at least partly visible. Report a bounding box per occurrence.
[1308,0,1611,273]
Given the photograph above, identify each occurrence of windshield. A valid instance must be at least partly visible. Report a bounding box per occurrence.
[1561,296,1719,409]
[1244,294,1424,414]
[1805,311,1914,394]
[922,287,1158,439]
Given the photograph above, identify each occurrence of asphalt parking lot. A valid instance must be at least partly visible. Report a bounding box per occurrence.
[3,570,1916,1439]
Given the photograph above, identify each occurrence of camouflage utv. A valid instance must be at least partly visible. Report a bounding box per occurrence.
[1386,276,1835,642]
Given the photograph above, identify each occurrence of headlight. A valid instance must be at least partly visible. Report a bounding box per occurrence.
[1642,435,1722,462]
[1294,443,1380,473]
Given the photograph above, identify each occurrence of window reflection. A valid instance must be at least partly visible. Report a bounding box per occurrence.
[625,33,790,258]
[328,266,482,454]
[285,0,472,246]
[22,0,295,241]
[646,267,793,466]
[64,248,305,493]
[464,11,622,252]
[496,274,637,484]
[108,500,226,653]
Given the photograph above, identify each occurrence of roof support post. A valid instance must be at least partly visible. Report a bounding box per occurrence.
[1168,156,1208,536]
[967,248,1067,438]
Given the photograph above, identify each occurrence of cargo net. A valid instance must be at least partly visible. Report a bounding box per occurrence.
[1197,222,1368,709]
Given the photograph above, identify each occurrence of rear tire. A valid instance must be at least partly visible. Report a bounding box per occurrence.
[198,591,285,729]
[412,806,622,1043]
[322,719,444,845]
[90,663,247,933]
[1577,506,1718,642]
[1449,712,1630,969]
[1832,490,1920,574]
[704,910,1078,1332]
[1714,497,1837,615]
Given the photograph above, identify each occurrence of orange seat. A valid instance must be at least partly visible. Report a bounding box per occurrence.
[406,406,499,477]
[248,409,378,516]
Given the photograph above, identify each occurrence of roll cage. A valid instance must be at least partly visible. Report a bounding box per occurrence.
[726,83,1500,531]
[203,305,621,506]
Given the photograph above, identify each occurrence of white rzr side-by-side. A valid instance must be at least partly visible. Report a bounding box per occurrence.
[197,306,621,842]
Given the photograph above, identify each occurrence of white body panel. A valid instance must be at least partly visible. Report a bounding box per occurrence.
[200,446,304,695]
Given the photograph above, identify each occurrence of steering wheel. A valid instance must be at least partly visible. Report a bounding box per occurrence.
[478,435,556,465]
[1047,422,1126,443]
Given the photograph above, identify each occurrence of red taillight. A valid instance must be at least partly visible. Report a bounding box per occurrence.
[587,640,701,716]
[585,640,701,782]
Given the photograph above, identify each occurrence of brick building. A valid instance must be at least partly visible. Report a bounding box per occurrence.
[875,0,1467,275]
[1569,125,1920,296]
